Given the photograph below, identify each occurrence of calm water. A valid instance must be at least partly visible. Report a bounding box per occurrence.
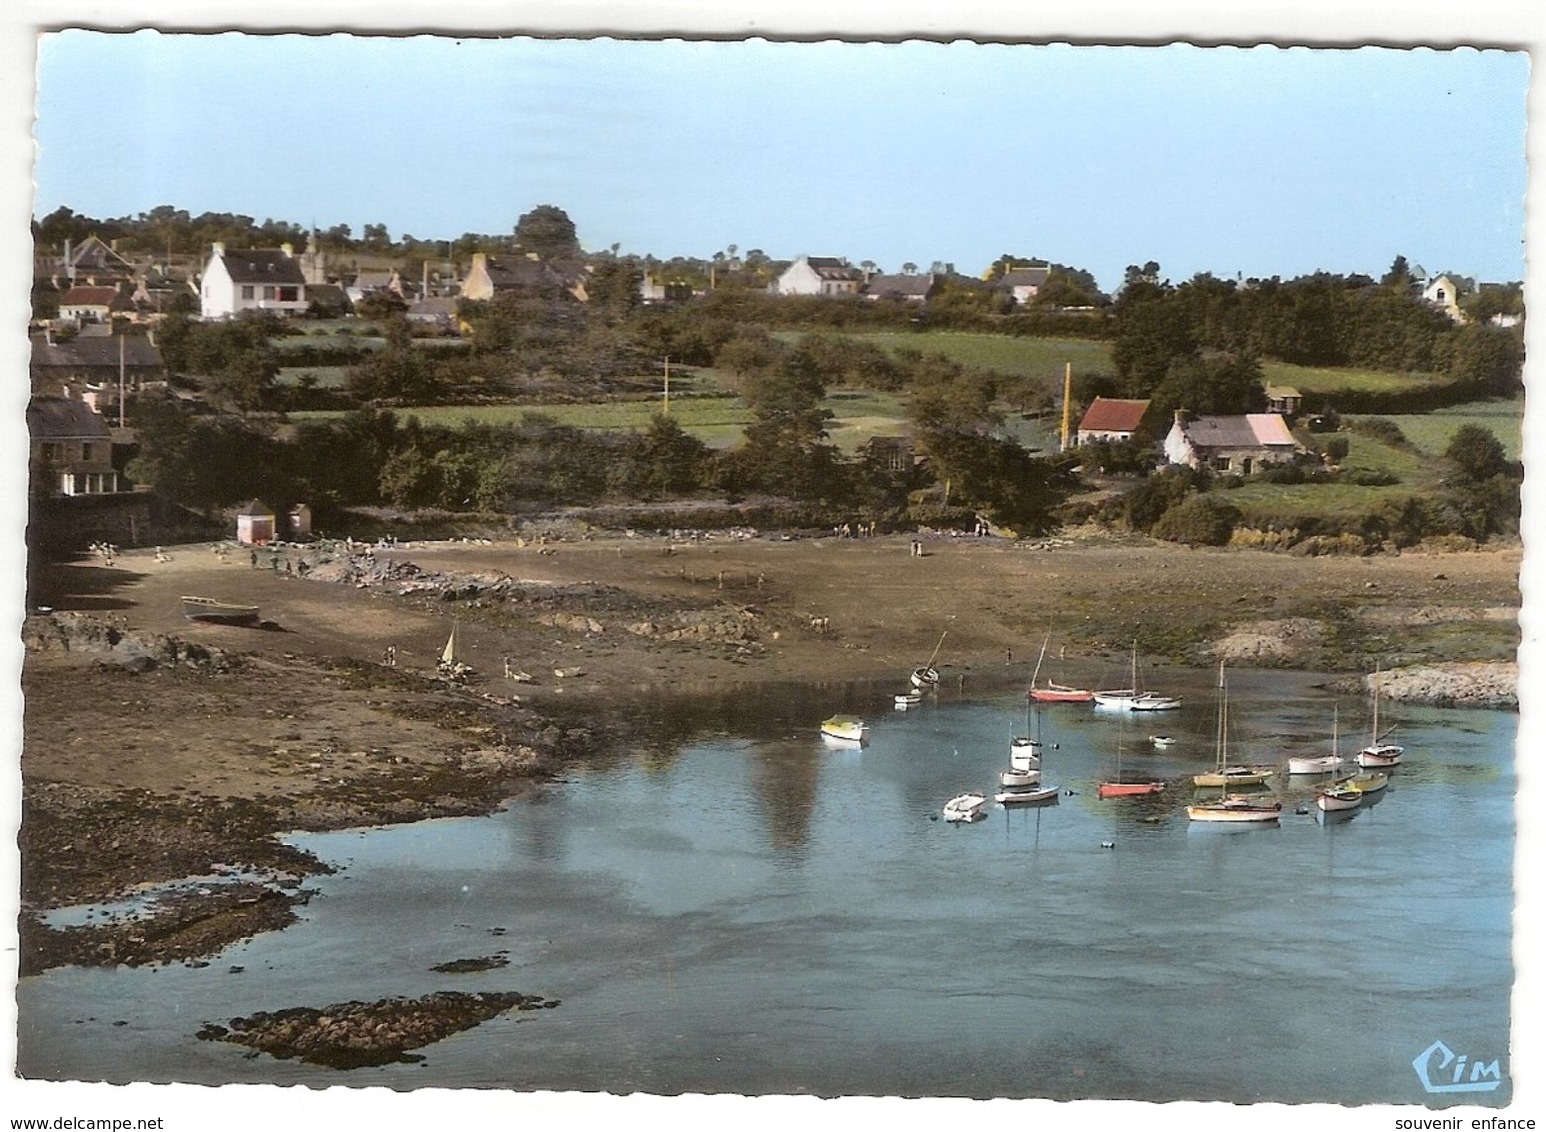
[17,669,1517,1103]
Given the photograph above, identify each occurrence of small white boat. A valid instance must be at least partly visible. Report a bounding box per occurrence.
[820,715,868,742]
[911,666,940,689]
[1316,783,1363,812]
[1290,706,1349,775]
[995,783,1060,805]
[1130,693,1182,712]
[894,691,923,707]
[942,792,988,823]
[1149,735,1177,748]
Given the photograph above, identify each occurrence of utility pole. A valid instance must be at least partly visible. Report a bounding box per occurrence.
[117,330,127,429]
[663,356,671,415]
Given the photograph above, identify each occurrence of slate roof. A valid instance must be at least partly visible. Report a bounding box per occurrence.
[27,397,112,440]
[238,499,275,517]
[1001,266,1052,288]
[1181,414,1298,449]
[863,273,937,299]
[217,249,307,286]
[31,335,165,370]
[803,256,860,281]
[1078,397,1150,433]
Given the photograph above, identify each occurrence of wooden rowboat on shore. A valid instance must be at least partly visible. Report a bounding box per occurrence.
[181,595,260,625]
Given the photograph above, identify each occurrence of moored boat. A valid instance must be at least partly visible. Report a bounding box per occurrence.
[995,783,1060,805]
[1315,783,1363,812]
[181,595,260,625]
[820,715,868,742]
[1356,665,1405,768]
[1097,713,1164,798]
[999,766,1043,788]
[1027,635,1094,703]
[1331,770,1389,795]
[1130,693,1182,712]
[1189,663,1281,824]
[942,791,988,823]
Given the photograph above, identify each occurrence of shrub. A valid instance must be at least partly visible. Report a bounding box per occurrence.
[1339,469,1400,487]
[1258,463,1305,485]
[1348,417,1408,447]
[1150,496,1240,546]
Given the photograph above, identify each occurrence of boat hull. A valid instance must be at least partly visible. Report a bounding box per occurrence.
[181,596,260,625]
[1097,781,1165,798]
[911,667,940,689]
[996,784,1060,805]
[820,716,868,743]
[1187,801,1282,823]
[1356,745,1403,768]
[942,793,987,822]
[1333,772,1389,794]
[1029,687,1093,703]
[1130,695,1181,712]
[1190,767,1274,788]
[1287,755,1346,775]
[999,768,1042,787]
[1316,789,1363,812]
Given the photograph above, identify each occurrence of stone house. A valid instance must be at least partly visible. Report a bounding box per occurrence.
[1163,411,1303,474]
[27,396,123,496]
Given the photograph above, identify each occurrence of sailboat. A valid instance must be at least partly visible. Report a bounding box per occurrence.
[1097,710,1165,798]
[911,629,948,688]
[1316,712,1363,813]
[1001,701,1044,787]
[997,703,1059,804]
[1093,641,1181,711]
[437,620,473,680]
[1287,704,1350,775]
[1188,665,1281,824]
[1356,665,1405,768]
[1028,635,1094,703]
[1189,665,1275,787]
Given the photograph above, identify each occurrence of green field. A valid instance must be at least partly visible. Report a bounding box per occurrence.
[1258,360,1447,394]
[277,366,350,388]
[1350,398,1523,461]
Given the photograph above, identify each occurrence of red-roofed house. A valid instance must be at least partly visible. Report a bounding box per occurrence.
[1164,411,1303,474]
[58,285,134,325]
[1075,397,1151,446]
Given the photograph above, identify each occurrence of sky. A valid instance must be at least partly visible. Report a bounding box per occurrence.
[28,32,1530,292]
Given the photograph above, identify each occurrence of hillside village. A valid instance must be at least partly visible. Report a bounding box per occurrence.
[26,205,1525,560]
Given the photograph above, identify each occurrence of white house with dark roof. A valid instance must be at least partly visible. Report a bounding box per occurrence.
[774,256,862,297]
[200,242,310,319]
[1163,411,1303,474]
[998,263,1052,305]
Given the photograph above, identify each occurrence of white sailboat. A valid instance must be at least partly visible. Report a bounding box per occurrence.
[1093,641,1181,711]
[1356,665,1405,768]
[1316,713,1363,813]
[1287,704,1350,775]
[911,630,948,688]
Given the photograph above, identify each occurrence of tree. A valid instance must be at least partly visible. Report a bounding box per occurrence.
[514,204,580,260]
[1447,324,1523,395]
[1147,350,1266,419]
[1444,424,1509,482]
[1381,255,1413,289]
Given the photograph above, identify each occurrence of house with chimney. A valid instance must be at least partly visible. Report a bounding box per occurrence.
[998,263,1052,306]
[200,242,310,319]
[57,284,135,325]
[27,396,123,496]
[1074,398,1151,446]
[774,256,862,297]
[30,330,167,408]
[1163,411,1303,474]
[460,252,590,302]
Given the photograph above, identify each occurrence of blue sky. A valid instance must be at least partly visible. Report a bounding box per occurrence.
[31,32,1528,292]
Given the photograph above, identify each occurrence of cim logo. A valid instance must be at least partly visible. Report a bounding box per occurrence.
[1412,1040,1504,1094]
